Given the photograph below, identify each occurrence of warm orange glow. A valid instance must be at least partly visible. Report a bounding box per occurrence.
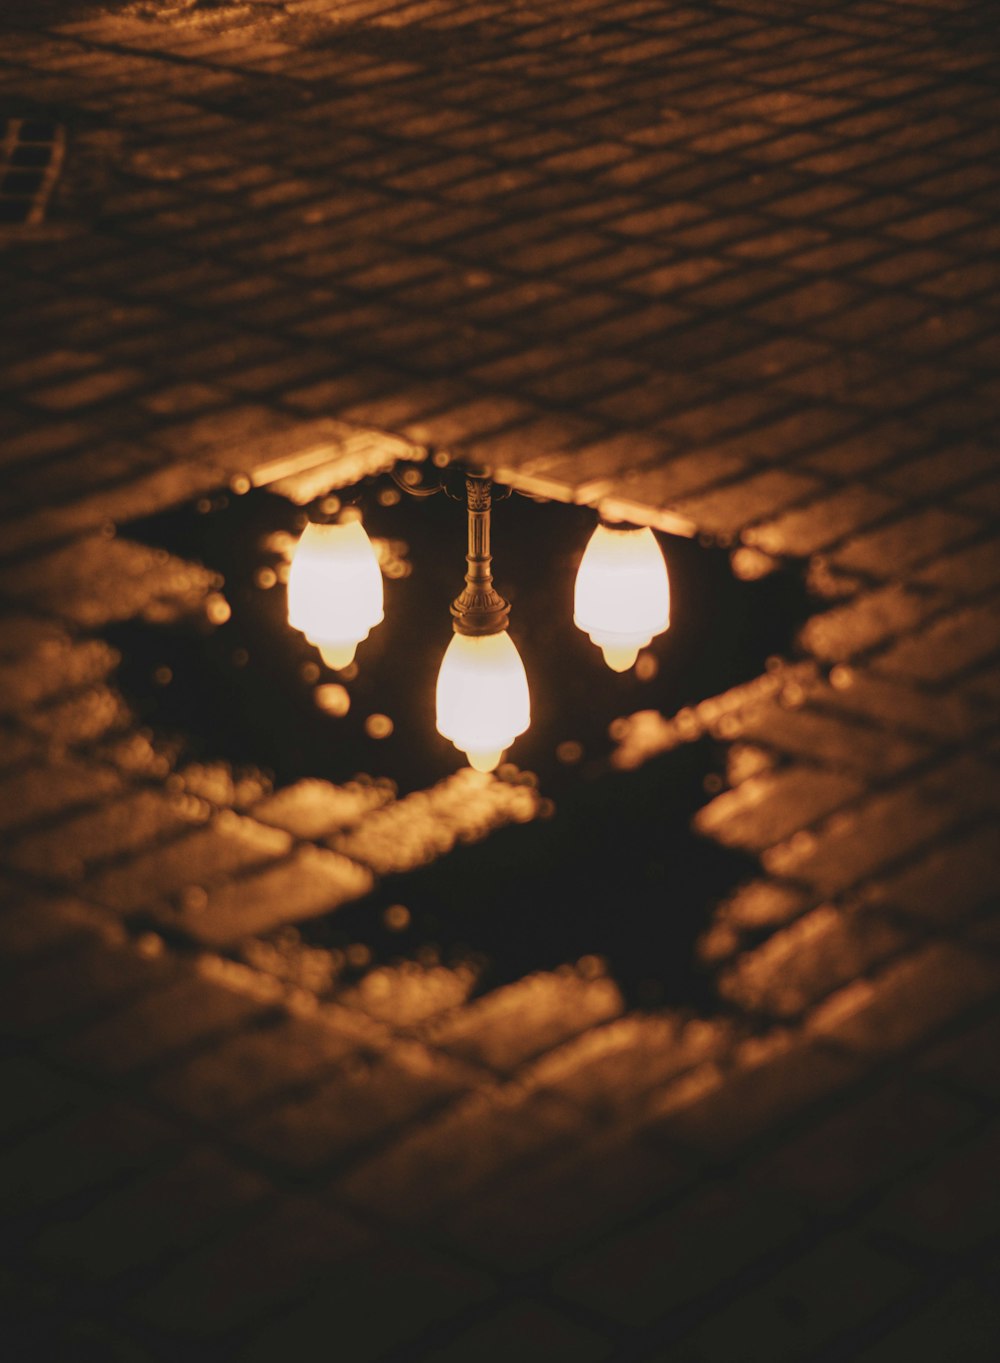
[287,516,384,668]
[435,629,530,772]
[573,522,670,671]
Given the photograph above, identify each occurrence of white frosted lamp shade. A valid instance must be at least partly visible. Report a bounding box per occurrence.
[287,518,384,668]
[574,523,670,672]
[435,629,530,772]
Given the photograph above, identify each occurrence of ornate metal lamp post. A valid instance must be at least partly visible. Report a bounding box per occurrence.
[435,472,530,772]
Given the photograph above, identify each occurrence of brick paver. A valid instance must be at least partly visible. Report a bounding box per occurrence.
[1,0,998,1359]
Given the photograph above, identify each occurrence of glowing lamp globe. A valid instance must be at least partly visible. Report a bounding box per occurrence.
[435,629,530,772]
[574,522,670,672]
[287,517,383,669]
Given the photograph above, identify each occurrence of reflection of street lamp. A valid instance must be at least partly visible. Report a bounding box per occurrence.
[574,521,670,672]
[435,474,530,772]
[287,510,384,669]
[284,466,673,770]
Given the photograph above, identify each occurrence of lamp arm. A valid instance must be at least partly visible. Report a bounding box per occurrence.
[450,474,511,636]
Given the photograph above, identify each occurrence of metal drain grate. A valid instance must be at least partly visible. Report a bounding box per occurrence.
[0,118,65,226]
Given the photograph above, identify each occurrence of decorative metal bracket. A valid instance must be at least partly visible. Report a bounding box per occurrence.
[450,473,510,636]
[388,454,520,503]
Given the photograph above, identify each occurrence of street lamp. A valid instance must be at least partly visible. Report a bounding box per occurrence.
[287,509,384,669]
[435,473,530,772]
[574,520,670,672]
[284,466,673,771]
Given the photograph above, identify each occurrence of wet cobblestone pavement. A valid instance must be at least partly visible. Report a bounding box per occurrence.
[1,1,999,1359]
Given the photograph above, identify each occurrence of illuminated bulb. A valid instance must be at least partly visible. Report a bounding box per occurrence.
[435,630,530,773]
[287,517,383,668]
[574,522,670,671]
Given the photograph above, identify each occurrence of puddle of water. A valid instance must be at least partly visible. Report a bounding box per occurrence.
[109,471,812,1007]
